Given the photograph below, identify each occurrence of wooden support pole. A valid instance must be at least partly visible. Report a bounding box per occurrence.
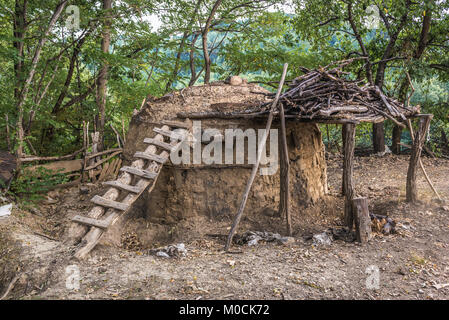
[406,118,441,201]
[278,101,291,235]
[352,197,371,243]
[406,115,432,203]
[224,63,288,251]
[343,123,356,230]
[341,123,347,195]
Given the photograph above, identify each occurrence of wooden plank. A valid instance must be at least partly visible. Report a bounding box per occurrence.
[103,180,143,194]
[104,158,118,179]
[90,195,129,211]
[352,197,371,243]
[143,138,175,151]
[134,151,168,164]
[113,159,122,178]
[24,159,83,176]
[71,215,110,229]
[19,148,85,162]
[84,151,122,171]
[153,128,185,141]
[161,120,191,129]
[98,162,110,182]
[85,148,122,160]
[119,166,158,179]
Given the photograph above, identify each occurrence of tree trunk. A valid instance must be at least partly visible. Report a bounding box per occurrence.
[189,33,201,86]
[392,8,432,154]
[13,0,27,102]
[406,116,432,203]
[202,0,222,84]
[96,0,112,151]
[15,0,68,157]
[391,125,402,154]
[372,123,385,153]
[165,0,201,92]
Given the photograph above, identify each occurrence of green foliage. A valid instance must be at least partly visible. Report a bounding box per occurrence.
[9,167,69,203]
[0,0,448,165]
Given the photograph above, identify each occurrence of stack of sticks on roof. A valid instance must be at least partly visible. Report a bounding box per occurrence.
[265,60,420,124]
[177,59,421,124]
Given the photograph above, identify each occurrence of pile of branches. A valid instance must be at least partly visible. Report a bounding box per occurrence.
[263,59,420,124]
[176,59,420,124]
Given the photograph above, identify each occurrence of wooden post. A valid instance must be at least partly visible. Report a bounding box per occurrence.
[352,197,371,243]
[406,115,432,203]
[279,102,291,236]
[121,119,126,143]
[341,123,347,195]
[224,63,288,251]
[343,123,356,230]
[90,132,100,182]
[5,114,11,152]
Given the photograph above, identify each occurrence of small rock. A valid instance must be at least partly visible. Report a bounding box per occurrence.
[312,232,333,245]
[248,239,259,246]
[98,267,107,273]
[277,236,296,246]
[227,260,236,267]
[156,251,170,258]
[227,76,243,86]
[0,203,12,217]
[79,186,89,195]
[441,206,449,212]
[44,196,58,204]
[47,190,59,199]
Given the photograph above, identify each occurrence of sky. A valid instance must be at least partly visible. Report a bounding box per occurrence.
[143,1,296,32]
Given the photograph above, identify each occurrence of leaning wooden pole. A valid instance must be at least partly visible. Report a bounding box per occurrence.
[224,63,288,251]
[278,98,291,235]
[406,115,433,202]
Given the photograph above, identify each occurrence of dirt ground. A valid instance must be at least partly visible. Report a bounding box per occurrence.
[1,152,448,300]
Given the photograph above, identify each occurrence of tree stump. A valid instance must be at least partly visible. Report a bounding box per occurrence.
[352,197,371,243]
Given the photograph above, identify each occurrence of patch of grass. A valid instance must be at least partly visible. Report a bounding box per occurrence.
[410,253,428,266]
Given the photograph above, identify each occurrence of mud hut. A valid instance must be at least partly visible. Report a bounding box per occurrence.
[68,61,431,258]
[124,79,328,223]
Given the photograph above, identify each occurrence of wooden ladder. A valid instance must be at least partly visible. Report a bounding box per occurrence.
[70,120,192,259]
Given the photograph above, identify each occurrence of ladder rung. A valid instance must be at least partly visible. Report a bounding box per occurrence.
[120,166,158,179]
[143,138,175,151]
[71,215,110,229]
[161,120,191,129]
[153,128,186,141]
[91,195,129,211]
[134,151,168,164]
[103,180,143,194]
